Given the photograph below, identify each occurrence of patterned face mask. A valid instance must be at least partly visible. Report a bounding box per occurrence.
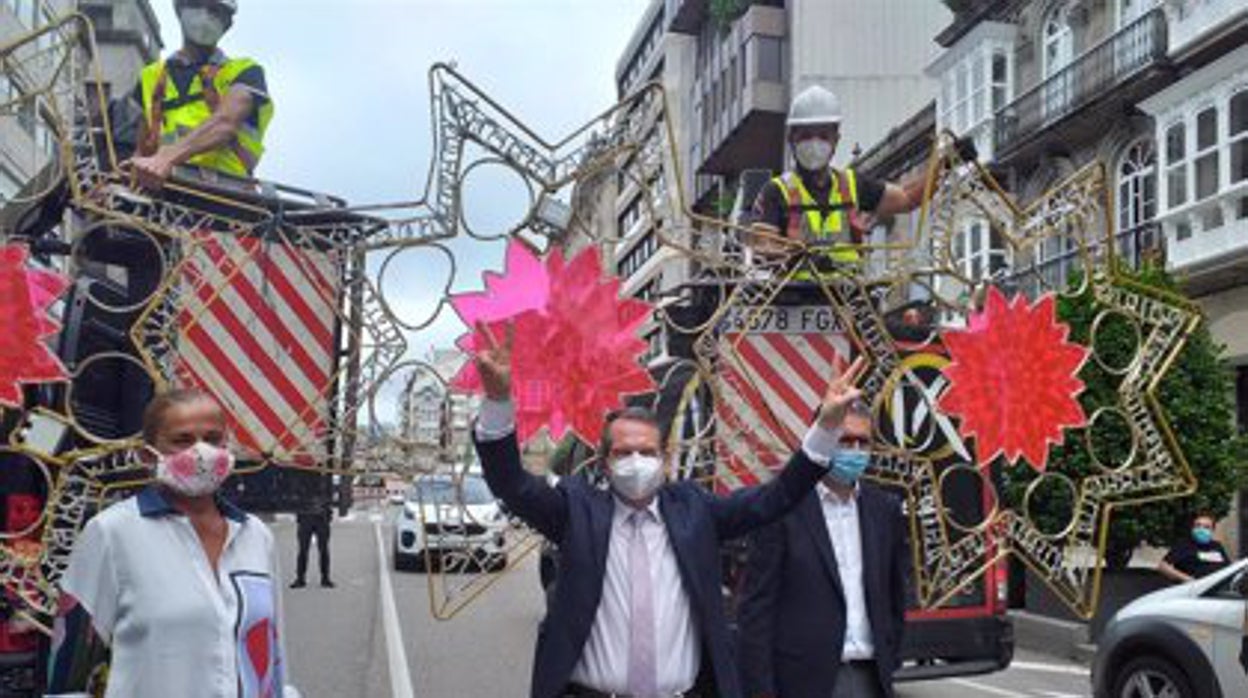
[151,441,235,497]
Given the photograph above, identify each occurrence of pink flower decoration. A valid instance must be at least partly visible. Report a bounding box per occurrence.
[452,240,656,444]
[0,244,69,407]
[939,287,1090,472]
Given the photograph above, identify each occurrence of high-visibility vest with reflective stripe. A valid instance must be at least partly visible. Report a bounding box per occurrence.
[140,57,273,177]
[772,168,862,264]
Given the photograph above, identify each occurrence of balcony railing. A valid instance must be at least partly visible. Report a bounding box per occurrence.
[1004,223,1163,297]
[994,8,1167,156]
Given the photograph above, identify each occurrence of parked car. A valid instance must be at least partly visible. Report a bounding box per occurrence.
[1093,559,1248,698]
[393,474,507,573]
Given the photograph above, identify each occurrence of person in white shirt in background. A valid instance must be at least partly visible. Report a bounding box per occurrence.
[738,401,911,698]
[46,388,299,698]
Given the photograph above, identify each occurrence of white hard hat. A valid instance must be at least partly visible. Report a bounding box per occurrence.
[176,0,238,13]
[787,85,842,127]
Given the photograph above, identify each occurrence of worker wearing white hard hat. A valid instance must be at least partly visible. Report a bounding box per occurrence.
[125,0,273,189]
[748,85,935,267]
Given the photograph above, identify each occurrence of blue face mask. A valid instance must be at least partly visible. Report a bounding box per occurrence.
[830,449,870,484]
[1192,527,1214,545]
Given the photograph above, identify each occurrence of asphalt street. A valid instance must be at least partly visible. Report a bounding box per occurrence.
[275,510,1093,698]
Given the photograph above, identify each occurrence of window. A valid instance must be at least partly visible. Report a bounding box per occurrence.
[1231,90,1248,185]
[1043,6,1074,79]
[0,165,21,204]
[956,62,969,131]
[6,0,35,27]
[755,36,783,82]
[953,218,1009,282]
[1117,138,1157,266]
[1194,106,1219,201]
[991,50,1010,112]
[1043,5,1075,116]
[937,43,1012,159]
[971,51,986,124]
[1165,122,1187,208]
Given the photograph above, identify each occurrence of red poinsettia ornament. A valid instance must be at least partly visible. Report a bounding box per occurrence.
[451,240,655,445]
[938,287,1089,472]
[0,244,69,407]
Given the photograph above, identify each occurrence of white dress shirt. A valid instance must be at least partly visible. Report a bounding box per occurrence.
[818,482,875,661]
[569,496,701,693]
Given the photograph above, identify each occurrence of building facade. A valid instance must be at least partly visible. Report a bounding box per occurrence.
[907,0,1248,554]
[0,0,161,202]
[596,0,950,368]
[399,349,481,473]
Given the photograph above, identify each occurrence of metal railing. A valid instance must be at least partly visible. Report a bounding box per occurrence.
[1004,223,1163,297]
[994,8,1167,156]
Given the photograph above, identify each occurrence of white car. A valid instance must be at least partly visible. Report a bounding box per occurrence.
[1093,559,1248,698]
[392,473,507,573]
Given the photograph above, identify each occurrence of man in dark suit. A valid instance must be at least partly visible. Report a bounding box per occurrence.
[738,404,908,698]
[471,322,866,698]
[738,403,910,698]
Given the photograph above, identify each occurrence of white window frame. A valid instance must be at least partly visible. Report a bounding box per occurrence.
[936,41,1014,160]
[1162,119,1188,213]
[1192,103,1221,202]
[1231,88,1248,187]
[1116,137,1158,265]
[1043,5,1075,80]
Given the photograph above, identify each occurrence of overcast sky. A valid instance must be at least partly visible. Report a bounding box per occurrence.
[150,0,652,424]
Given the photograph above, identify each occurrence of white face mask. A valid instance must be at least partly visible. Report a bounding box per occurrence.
[179,7,228,48]
[794,138,834,171]
[609,453,666,502]
[151,441,236,497]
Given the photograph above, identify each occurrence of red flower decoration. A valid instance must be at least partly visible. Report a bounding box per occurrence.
[452,241,655,444]
[938,287,1089,472]
[0,244,69,407]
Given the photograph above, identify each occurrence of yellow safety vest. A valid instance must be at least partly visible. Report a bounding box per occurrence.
[139,56,273,177]
[771,168,863,265]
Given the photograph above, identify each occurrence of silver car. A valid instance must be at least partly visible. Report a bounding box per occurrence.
[1093,559,1248,698]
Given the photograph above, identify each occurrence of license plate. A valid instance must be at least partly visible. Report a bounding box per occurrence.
[721,306,846,334]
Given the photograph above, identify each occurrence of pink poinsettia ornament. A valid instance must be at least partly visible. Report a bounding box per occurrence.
[939,287,1090,472]
[0,244,69,407]
[451,240,655,444]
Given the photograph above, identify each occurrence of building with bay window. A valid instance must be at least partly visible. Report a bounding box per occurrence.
[908,0,1248,553]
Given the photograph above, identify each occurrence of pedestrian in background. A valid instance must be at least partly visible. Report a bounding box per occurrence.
[291,495,334,589]
[738,401,910,698]
[1158,513,1233,583]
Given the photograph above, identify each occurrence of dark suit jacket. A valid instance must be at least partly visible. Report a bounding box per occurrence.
[475,433,827,698]
[738,483,910,698]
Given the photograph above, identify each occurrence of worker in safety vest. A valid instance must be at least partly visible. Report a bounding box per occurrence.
[748,86,931,268]
[126,0,272,189]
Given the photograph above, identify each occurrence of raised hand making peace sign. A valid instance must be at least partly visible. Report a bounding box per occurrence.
[473,320,514,401]
[817,355,868,430]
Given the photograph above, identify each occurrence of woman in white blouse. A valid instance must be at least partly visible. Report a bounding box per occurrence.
[47,388,298,698]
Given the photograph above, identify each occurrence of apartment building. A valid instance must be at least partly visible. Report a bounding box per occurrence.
[904,0,1248,552]
[0,0,160,201]
[594,0,950,367]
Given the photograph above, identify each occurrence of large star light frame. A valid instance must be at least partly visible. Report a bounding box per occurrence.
[0,14,1200,625]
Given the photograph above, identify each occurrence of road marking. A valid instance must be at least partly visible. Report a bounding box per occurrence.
[374,522,415,698]
[1010,660,1090,677]
[370,512,384,523]
[947,678,1030,698]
